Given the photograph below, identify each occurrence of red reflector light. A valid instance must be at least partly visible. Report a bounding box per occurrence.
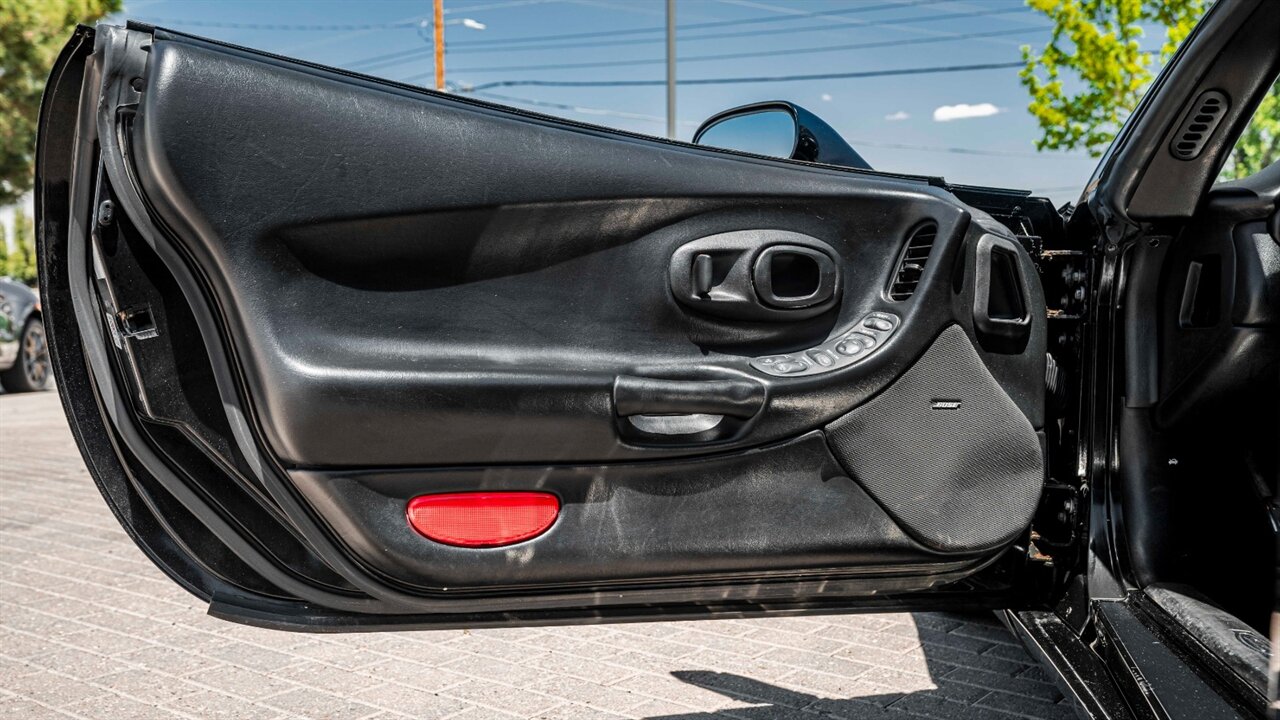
[406,492,559,548]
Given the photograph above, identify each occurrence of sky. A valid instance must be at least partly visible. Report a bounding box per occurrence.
[3,0,1182,240]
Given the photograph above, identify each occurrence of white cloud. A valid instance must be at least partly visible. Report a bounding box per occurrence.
[932,103,1002,122]
[884,110,910,121]
[820,93,833,102]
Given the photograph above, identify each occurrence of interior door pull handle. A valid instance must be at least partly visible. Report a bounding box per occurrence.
[972,233,1034,351]
[613,376,765,419]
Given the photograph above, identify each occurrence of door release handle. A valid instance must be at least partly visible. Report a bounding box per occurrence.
[613,375,765,444]
[752,245,838,309]
[669,230,842,321]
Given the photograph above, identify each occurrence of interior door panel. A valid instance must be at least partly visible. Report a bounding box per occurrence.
[36,25,1048,627]
[290,433,938,592]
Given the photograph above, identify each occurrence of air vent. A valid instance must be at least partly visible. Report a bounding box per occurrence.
[888,223,937,301]
[1170,90,1229,160]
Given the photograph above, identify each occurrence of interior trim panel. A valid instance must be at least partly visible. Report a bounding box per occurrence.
[290,432,942,592]
[130,34,1041,469]
[36,24,1051,619]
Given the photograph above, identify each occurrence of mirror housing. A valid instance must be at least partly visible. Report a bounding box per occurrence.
[693,101,871,170]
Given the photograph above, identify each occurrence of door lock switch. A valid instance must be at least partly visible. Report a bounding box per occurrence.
[808,350,836,367]
[750,312,899,377]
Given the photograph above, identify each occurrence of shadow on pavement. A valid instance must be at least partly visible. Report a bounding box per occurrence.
[653,612,1076,720]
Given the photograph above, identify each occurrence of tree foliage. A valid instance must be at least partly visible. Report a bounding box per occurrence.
[1020,0,1204,156]
[1218,79,1279,180]
[1,209,38,285]
[1,0,121,205]
[1022,0,1280,178]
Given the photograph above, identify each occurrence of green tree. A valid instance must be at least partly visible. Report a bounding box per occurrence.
[1218,80,1279,180]
[4,209,38,285]
[0,220,9,277]
[1,0,121,205]
[1020,0,1205,157]
[1022,0,1280,179]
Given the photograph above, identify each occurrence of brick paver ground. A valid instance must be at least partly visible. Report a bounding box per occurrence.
[0,390,1076,719]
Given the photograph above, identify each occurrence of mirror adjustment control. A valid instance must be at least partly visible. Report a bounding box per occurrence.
[846,331,876,347]
[750,312,899,377]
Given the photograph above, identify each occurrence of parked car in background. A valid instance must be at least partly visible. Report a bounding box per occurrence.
[0,277,48,393]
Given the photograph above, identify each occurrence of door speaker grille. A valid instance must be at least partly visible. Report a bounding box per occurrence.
[1170,90,1229,161]
[825,325,1043,553]
[888,223,937,301]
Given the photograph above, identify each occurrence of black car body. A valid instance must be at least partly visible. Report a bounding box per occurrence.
[33,1,1279,716]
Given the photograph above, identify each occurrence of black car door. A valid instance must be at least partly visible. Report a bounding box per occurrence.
[35,23,1056,630]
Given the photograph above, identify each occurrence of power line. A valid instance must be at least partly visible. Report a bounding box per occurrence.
[134,0,974,38]
[276,11,430,56]
[450,0,961,47]
[455,60,1028,91]
[444,0,563,10]
[137,18,424,31]
[842,140,1083,158]
[442,27,1045,75]
[136,0,559,30]
[455,6,1031,54]
[471,91,696,124]
[715,0,1039,52]
[474,90,1086,159]
[346,1,1006,70]
[350,5,1031,72]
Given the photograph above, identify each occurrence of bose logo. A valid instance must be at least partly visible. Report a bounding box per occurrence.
[930,399,962,410]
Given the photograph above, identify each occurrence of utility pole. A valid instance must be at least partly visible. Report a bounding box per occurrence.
[666,0,676,139]
[434,0,446,91]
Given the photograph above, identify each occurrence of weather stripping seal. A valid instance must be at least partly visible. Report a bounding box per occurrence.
[90,25,423,612]
[1003,610,1132,719]
[69,179,388,611]
[62,85,386,611]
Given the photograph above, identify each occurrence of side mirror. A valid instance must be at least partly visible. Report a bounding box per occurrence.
[692,101,871,170]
